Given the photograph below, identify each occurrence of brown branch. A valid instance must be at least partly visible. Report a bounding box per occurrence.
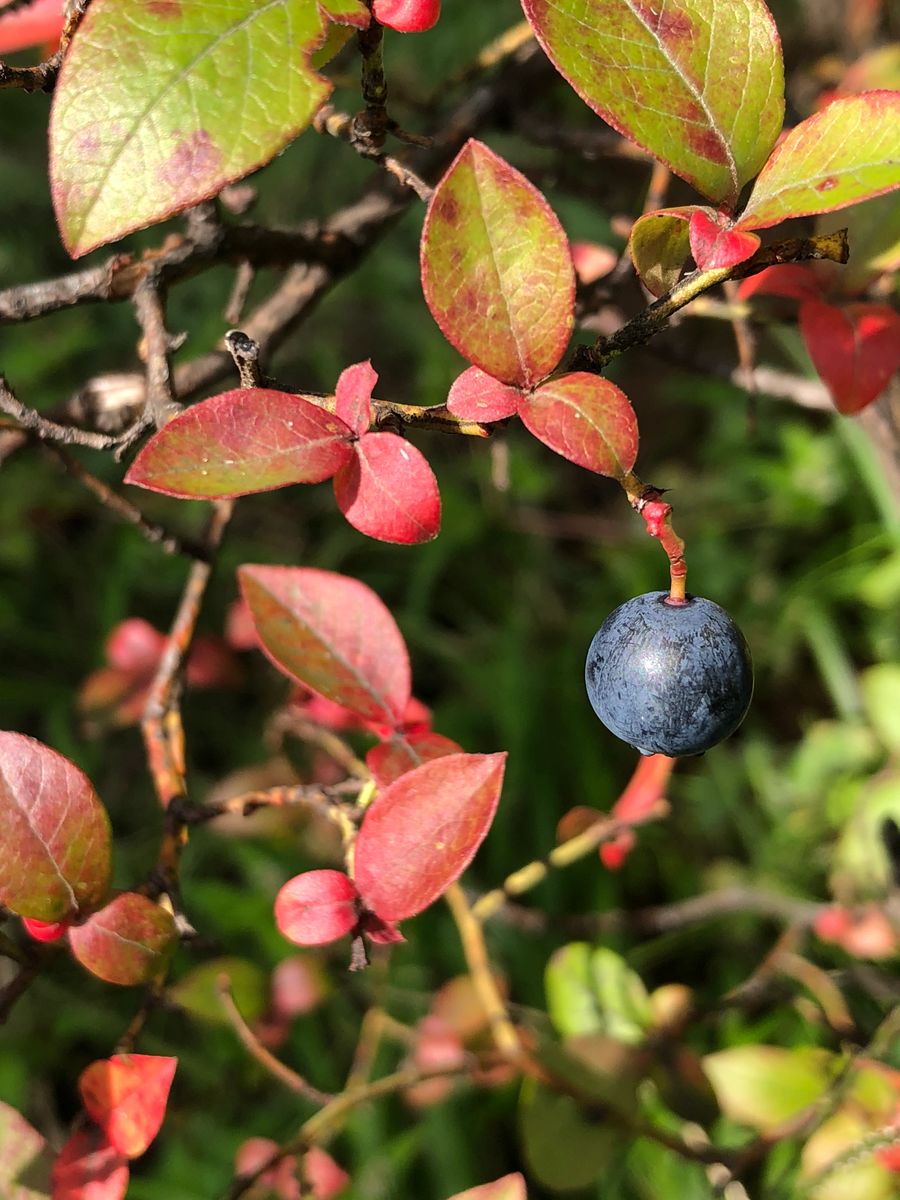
[0,375,145,451]
[315,105,434,201]
[354,10,389,151]
[181,779,363,825]
[133,283,182,429]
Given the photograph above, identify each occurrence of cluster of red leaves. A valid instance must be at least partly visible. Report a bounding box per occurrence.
[78,617,239,730]
[53,1055,177,1200]
[126,362,441,545]
[233,564,506,955]
[814,903,898,960]
[738,265,900,414]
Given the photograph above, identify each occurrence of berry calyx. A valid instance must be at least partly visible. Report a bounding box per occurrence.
[372,0,441,33]
[585,592,753,757]
[22,916,71,942]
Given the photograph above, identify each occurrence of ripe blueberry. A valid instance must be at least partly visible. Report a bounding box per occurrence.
[585,591,753,756]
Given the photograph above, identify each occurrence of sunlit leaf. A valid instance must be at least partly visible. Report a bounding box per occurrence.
[628,207,694,297]
[50,0,369,256]
[800,300,900,414]
[703,1045,833,1132]
[688,208,760,270]
[333,432,441,544]
[546,944,652,1043]
[238,565,411,726]
[125,389,354,499]
[366,731,462,788]
[0,731,111,922]
[68,893,177,986]
[447,366,522,422]
[518,373,639,477]
[448,1175,526,1200]
[79,1055,177,1159]
[275,870,360,946]
[522,0,784,206]
[354,752,507,923]
[51,1128,128,1200]
[421,140,574,387]
[334,360,376,436]
[737,91,900,231]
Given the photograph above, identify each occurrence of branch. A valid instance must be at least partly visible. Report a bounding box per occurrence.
[0,375,144,451]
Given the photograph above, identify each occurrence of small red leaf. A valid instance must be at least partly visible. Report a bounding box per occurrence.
[447,367,522,422]
[800,300,900,414]
[334,432,441,545]
[238,566,411,726]
[449,1175,527,1200]
[68,893,177,986]
[367,731,462,788]
[334,360,377,436]
[421,139,574,387]
[0,0,63,54]
[125,389,354,499]
[519,373,638,478]
[688,209,760,271]
[354,752,507,923]
[105,619,165,674]
[275,871,359,946]
[737,265,824,302]
[52,1128,128,1200]
[0,731,112,922]
[22,916,71,942]
[79,1055,177,1159]
[570,241,617,286]
[303,1146,350,1200]
[612,754,675,823]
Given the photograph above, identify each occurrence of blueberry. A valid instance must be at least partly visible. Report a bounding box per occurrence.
[585,591,753,756]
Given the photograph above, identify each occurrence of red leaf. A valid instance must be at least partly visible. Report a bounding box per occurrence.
[275,871,359,947]
[225,597,258,652]
[449,1175,527,1200]
[334,361,376,436]
[737,265,824,302]
[421,139,574,387]
[124,389,354,499]
[22,916,71,942]
[354,752,507,923]
[238,566,411,726]
[447,367,522,422]
[0,731,111,922]
[334,432,441,544]
[52,1128,128,1200]
[688,209,760,271]
[800,300,900,414]
[367,731,462,788]
[303,1147,350,1199]
[234,1138,299,1200]
[570,241,617,285]
[68,893,177,986]
[518,373,639,478]
[612,754,675,823]
[79,1055,177,1159]
[0,0,63,54]
[104,619,165,674]
[268,956,327,1020]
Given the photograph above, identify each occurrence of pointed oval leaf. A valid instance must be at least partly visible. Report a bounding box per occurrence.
[449,1176,527,1200]
[238,565,411,726]
[546,944,652,1043]
[688,208,760,270]
[421,140,574,388]
[79,1055,177,1160]
[703,1046,832,1133]
[447,367,522,422]
[0,731,111,922]
[366,731,463,788]
[335,361,377,436]
[354,752,507,923]
[800,300,900,414]
[522,0,784,206]
[519,373,638,478]
[737,91,900,231]
[518,1077,616,1193]
[125,389,353,499]
[333,432,441,545]
[69,893,177,986]
[50,0,369,257]
[52,1129,128,1200]
[628,207,694,297]
[275,870,359,946]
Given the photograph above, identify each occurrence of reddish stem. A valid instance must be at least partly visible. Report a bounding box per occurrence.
[621,473,687,602]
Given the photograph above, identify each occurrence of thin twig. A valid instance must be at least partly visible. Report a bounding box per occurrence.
[133,283,182,429]
[0,375,145,452]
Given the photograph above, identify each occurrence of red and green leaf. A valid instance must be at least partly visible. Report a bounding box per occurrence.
[628,208,694,297]
[68,893,177,986]
[333,432,441,544]
[421,140,574,388]
[354,752,507,923]
[737,91,900,231]
[367,731,462,788]
[79,1055,178,1159]
[0,731,111,922]
[800,300,900,415]
[238,566,411,726]
[50,0,370,257]
[521,0,784,207]
[51,1128,129,1200]
[518,373,639,478]
[125,389,354,499]
[275,870,359,946]
[688,208,760,270]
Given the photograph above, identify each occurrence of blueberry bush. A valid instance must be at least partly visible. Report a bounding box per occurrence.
[0,1,899,1198]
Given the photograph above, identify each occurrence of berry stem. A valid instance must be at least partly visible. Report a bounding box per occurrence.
[620,473,687,603]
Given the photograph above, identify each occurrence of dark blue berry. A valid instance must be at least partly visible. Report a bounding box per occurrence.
[585,591,753,756]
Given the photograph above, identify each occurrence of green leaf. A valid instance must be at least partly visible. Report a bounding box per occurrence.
[521,0,784,206]
[421,139,574,388]
[737,91,900,231]
[168,957,268,1025]
[831,776,900,901]
[518,1077,618,1192]
[546,944,652,1044]
[703,1046,834,1132]
[50,0,369,257]
[860,664,900,755]
[628,207,695,297]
